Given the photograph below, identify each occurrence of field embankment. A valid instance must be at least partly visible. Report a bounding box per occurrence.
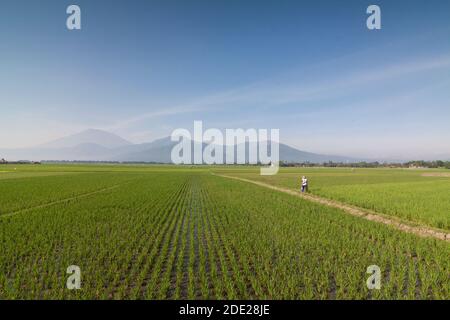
[213,173,449,242]
[213,167,450,231]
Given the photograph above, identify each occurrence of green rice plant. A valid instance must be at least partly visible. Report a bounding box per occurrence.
[0,165,448,300]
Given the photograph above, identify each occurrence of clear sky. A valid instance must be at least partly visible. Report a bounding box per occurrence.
[1,0,449,159]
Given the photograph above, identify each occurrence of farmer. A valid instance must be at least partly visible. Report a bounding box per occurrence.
[301,176,308,193]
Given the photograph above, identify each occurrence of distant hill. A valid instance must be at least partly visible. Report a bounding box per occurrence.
[41,129,132,149]
[1,129,365,163]
[110,139,363,163]
[277,143,361,163]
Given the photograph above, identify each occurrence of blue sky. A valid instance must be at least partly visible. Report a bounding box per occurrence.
[1,0,449,159]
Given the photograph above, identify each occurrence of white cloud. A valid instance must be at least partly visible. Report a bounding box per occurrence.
[105,54,450,131]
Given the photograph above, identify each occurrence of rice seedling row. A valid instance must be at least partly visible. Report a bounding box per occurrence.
[0,167,448,300]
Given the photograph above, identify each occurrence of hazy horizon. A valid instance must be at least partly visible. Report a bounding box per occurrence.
[1,127,448,162]
[1,0,450,159]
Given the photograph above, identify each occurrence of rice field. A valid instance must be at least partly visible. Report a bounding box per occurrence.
[0,164,448,299]
[216,167,450,231]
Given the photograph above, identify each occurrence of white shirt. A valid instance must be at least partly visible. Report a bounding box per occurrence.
[302,178,308,186]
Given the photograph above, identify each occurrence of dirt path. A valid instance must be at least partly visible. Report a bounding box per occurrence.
[0,184,122,219]
[213,173,450,243]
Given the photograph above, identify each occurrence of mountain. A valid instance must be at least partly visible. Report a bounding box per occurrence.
[1,129,364,163]
[0,143,113,162]
[110,137,363,163]
[41,129,132,149]
[110,137,175,162]
[278,143,362,163]
[0,129,129,161]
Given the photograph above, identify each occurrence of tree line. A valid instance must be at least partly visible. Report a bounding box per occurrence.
[280,160,450,169]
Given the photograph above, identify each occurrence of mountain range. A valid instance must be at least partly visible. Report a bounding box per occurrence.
[1,129,372,163]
